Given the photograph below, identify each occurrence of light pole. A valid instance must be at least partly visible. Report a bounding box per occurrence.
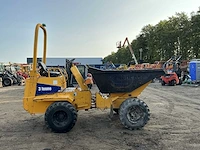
[139,48,143,63]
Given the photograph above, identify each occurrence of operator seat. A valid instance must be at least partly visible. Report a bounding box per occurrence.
[38,62,48,77]
[38,62,60,77]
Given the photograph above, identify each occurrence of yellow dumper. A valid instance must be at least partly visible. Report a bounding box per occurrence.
[23,24,164,133]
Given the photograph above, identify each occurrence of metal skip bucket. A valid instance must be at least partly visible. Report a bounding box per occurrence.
[88,66,164,93]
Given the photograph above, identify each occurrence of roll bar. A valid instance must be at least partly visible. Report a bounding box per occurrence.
[32,23,47,73]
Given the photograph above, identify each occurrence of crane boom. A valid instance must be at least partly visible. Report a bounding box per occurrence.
[122,37,138,64]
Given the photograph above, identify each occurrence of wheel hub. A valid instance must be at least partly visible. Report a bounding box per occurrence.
[53,111,68,126]
[127,106,144,124]
[5,80,10,85]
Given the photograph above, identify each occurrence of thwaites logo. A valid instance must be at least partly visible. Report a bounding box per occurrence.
[38,87,52,91]
[36,83,61,96]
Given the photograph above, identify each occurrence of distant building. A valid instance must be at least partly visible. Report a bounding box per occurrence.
[27,57,103,68]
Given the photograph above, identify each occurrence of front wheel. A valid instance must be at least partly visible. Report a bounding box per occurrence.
[3,78,12,86]
[161,80,165,86]
[45,102,77,133]
[119,98,150,130]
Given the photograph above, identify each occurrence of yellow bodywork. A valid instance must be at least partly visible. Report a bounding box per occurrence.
[95,81,151,109]
[23,23,151,115]
[23,64,91,114]
[24,65,150,114]
[37,75,66,89]
[23,86,92,114]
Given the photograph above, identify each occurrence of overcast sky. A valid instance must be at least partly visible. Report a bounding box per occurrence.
[0,0,200,63]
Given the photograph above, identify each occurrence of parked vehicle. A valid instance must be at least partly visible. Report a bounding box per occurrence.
[0,65,23,86]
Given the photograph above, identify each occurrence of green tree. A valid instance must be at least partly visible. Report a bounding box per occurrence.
[103,7,200,64]
[190,10,200,58]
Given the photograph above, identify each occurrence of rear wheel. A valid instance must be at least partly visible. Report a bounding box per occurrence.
[45,102,77,133]
[178,79,182,85]
[170,80,176,86]
[119,98,150,130]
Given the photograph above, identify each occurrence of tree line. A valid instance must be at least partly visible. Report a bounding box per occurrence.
[103,8,200,64]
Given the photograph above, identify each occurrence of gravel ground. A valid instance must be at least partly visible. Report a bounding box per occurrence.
[0,83,200,150]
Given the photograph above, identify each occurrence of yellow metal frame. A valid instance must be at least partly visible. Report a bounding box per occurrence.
[30,24,47,77]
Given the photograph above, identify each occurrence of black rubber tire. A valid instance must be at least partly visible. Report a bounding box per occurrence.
[45,102,77,133]
[170,80,176,86]
[119,98,150,130]
[161,80,165,86]
[3,78,12,86]
[178,79,182,85]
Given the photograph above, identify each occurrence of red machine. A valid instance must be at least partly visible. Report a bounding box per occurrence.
[161,72,180,86]
[16,64,31,79]
[161,56,182,86]
[16,71,28,79]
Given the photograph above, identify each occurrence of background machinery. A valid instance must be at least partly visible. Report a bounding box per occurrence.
[116,37,163,70]
[0,64,23,86]
[23,23,164,133]
[17,63,31,79]
[160,56,182,86]
[117,37,138,65]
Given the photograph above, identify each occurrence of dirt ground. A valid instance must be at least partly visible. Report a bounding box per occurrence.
[0,83,200,150]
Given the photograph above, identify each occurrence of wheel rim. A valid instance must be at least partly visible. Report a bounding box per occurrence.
[52,110,69,127]
[4,80,10,86]
[126,106,145,124]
